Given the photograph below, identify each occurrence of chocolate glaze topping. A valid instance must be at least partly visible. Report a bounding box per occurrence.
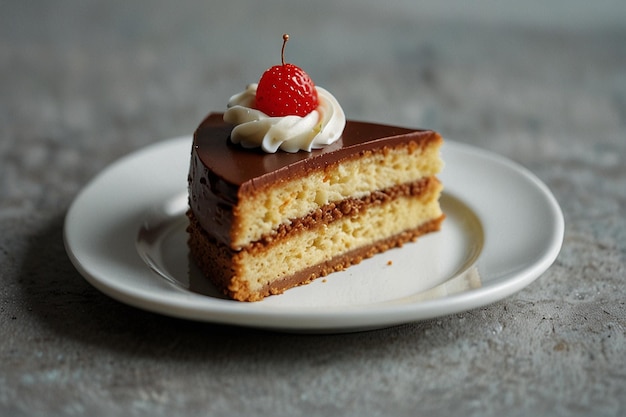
[192,113,439,194]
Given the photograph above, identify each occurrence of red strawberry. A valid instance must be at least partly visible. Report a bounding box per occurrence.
[255,34,319,117]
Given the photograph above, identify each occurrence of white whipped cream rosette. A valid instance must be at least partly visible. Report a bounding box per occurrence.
[223,83,346,153]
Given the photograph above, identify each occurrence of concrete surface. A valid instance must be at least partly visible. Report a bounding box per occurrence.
[1,1,625,416]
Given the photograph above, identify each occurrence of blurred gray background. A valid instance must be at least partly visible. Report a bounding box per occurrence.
[1,1,625,416]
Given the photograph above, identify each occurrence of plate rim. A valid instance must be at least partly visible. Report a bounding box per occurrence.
[63,136,564,332]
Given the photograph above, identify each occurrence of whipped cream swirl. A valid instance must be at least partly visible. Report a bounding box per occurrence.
[223,83,346,153]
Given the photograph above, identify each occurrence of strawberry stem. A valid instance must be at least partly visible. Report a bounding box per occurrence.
[281,33,289,65]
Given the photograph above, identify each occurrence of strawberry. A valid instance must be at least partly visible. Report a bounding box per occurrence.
[255,34,319,117]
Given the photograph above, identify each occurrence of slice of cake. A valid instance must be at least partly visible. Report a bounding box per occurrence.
[187,113,444,301]
[187,35,444,301]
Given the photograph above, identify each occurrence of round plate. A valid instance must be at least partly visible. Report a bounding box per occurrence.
[64,136,564,332]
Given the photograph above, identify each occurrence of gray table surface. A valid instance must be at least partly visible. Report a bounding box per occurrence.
[1,1,625,416]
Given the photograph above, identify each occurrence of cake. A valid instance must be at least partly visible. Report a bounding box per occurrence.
[187,35,445,301]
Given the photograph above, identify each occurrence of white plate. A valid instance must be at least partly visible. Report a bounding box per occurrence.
[64,136,564,332]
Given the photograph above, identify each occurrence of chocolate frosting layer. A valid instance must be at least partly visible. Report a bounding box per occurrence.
[192,113,439,195]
